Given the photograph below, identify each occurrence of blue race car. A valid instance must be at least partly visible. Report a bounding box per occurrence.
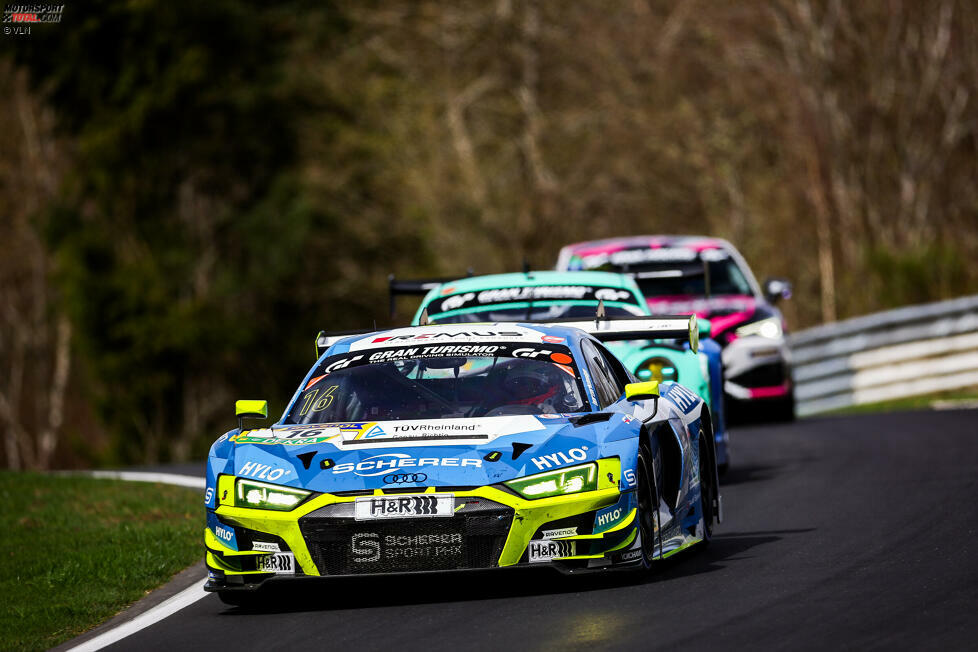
[203,318,721,605]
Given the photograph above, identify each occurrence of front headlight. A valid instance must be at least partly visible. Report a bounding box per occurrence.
[735,317,783,339]
[506,463,598,499]
[235,478,310,511]
[635,356,678,383]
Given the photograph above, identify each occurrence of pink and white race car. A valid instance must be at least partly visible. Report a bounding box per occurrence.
[557,235,795,420]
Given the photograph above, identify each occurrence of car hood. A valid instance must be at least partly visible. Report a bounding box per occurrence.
[214,415,619,493]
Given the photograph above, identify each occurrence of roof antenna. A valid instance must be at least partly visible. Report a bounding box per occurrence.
[595,299,606,328]
[419,307,430,326]
[373,319,377,331]
[522,258,531,275]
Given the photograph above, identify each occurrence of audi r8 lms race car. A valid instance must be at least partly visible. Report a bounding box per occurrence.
[389,270,729,468]
[204,319,721,604]
[556,235,795,420]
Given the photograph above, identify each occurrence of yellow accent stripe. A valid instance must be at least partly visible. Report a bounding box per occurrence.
[659,537,702,559]
[204,527,278,557]
[205,551,271,575]
[556,528,637,560]
[557,508,637,540]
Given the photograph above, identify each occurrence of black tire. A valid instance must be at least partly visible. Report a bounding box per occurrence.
[697,435,716,544]
[773,392,796,422]
[218,590,260,608]
[636,447,659,569]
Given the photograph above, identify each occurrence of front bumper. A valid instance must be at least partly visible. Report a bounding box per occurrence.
[721,335,792,401]
[205,459,642,590]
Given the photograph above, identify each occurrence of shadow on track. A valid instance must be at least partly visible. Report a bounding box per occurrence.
[649,528,814,583]
[220,566,629,615]
[218,528,814,616]
[719,463,780,485]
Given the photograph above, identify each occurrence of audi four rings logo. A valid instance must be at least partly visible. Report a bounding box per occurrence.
[383,473,428,484]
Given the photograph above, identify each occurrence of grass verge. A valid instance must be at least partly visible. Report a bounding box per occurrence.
[822,385,978,416]
[0,472,202,651]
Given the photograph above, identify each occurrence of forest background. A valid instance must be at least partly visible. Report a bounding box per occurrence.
[2,0,976,469]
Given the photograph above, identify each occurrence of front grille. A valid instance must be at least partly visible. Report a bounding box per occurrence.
[298,497,512,575]
[729,361,787,388]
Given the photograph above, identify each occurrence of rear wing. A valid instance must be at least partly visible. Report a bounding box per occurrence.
[314,329,373,358]
[540,313,700,353]
[388,272,474,318]
[313,313,700,359]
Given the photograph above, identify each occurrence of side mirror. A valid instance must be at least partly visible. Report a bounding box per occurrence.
[235,399,268,431]
[625,381,659,402]
[763,278,792,304]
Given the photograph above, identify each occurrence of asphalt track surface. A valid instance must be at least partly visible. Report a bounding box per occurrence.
[104,409,978,651]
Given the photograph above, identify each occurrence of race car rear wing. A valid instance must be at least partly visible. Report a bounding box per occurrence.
[388,271,474,318]
[540,312,700,353]
[314,328,372,358]
[314,312,699,359]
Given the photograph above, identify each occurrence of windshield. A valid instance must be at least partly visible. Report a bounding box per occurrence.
[286,343,589,424]
[431,303,643,324]
[633,259,753,298]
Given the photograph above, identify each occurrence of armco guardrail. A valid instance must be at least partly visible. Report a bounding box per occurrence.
[789,295,978,416]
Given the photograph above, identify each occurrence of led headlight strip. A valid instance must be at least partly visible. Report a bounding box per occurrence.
[505,462,598,499]
[735,317,782,339]
[235,478,311,511]
[636,356,678,383]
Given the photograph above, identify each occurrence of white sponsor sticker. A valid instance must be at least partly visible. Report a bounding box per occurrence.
[540,527,578,539]
[348,325,543,351]
[339,415,544,447]
[354,494,455,520]
[237,461,292,481]
[333,453,483,476]
[527,539,576,562]
[256,552,294,574]
[529,446,589,471]
[252,541,281,553]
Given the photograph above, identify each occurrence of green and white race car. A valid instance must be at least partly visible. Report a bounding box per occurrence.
[389,270,729,469]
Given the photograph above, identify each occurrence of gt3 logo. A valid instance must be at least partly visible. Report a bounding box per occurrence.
[594,288,632,302]
[512,348,552,359]
[324,356,363,373]
[351,532,381,563]
[440,293,476,312]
